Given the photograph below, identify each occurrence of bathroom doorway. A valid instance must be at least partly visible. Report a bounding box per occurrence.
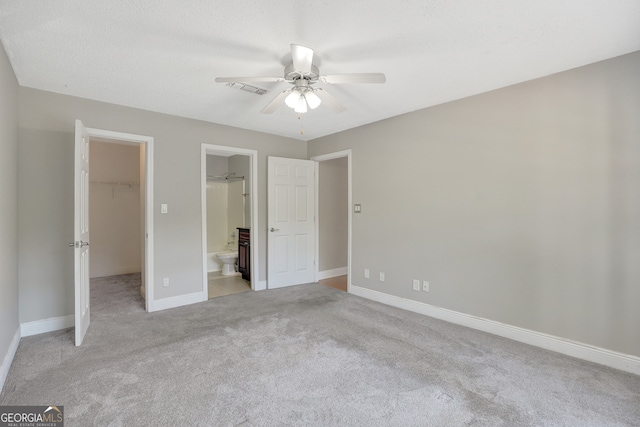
[201,144,259,299]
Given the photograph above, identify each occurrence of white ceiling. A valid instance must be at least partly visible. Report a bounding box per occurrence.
[1,1,639,141]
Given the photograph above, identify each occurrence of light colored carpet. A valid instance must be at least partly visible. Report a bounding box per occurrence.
[1,273,639,426]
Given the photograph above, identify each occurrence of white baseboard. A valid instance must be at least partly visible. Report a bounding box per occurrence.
[254,280,267,291]
[90,266,142,279]
[0,328,20,394]
[350,285,640,376]
[20,315,74,337]
[150,291,206,312]
[318,267,348,280]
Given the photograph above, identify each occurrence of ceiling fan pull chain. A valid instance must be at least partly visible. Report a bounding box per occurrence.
[298,113,304,134]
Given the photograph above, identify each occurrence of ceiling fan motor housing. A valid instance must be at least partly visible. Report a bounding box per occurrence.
[285,63,320,82]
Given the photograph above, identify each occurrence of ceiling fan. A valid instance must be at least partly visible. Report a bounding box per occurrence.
[215,44,386,114]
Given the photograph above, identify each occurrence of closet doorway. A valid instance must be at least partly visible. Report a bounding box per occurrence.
[88,137,147,310]
[81,128,155,312]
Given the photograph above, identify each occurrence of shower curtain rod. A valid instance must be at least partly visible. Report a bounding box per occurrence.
[206,175,245,181]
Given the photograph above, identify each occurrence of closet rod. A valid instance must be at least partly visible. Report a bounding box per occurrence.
[90,181,139,187]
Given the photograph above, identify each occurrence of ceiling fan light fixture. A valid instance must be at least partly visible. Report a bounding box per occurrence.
[305,91,321,109]
[294,95,308,113]
[285,90,301,109]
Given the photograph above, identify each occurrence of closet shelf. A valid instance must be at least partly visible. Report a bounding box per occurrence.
[90,181,139,187]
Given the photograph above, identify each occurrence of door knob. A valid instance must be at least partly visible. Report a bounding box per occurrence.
[270,227,280,232]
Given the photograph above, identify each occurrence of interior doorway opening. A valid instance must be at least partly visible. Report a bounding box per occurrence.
[312,150,352,293]
[89,138,143,289]
[205,154,251,298]
[201,144,259,297]
[84,127,154,312]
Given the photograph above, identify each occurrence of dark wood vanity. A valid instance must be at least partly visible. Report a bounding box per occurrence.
[237,228,250,281]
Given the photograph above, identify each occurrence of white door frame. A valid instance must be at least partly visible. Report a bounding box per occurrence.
[311,150,353,293]
[201,144,260,294]
[84,127,155,312]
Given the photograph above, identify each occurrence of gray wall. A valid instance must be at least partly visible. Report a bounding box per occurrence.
[206,155,228,177]
[18,129,74,323]
[0,42,19,373]
[308,52,640,357]
[318,157,348,272]
[18,88,305,323]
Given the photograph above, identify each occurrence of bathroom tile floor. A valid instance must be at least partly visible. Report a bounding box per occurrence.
[207,273,347,299]
[208,272,251,299]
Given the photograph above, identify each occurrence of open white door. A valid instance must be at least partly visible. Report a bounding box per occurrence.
[73,120,91,345]
[267,156,316,288]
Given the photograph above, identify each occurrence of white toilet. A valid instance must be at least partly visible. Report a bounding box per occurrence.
[216,251,238,275]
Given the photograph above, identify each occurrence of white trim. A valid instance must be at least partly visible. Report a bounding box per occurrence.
[201,146,207,297]
[0,328,20,393]
[256,280,267,291]
[145,139,155,312]
[85,127,154,313]
[350,285,640,376]
[90,265,141,279]
[318,267,348,280]
[313,162,319,284]
[20,315,74,337]
[311,150,352,293]
[201,144,259,298]
[152,292,206,312]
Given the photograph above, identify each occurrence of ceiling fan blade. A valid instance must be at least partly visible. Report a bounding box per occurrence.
[291,44,314,74]
[314,88,346,113]
[215,76,283,83]
[321,73,386,84]
[260,89,291,114]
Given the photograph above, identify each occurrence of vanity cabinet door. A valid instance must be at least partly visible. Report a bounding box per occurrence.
[237,228,251,281]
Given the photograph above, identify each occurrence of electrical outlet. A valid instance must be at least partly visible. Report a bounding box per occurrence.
[379,272,385,282]
[163,277,170,287]
[423,281,429,292]
[413,279,420,291]
[364,268,369,279]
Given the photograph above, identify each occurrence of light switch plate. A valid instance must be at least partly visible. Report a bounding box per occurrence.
[354,204,361,213]
[161,204,168,214]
